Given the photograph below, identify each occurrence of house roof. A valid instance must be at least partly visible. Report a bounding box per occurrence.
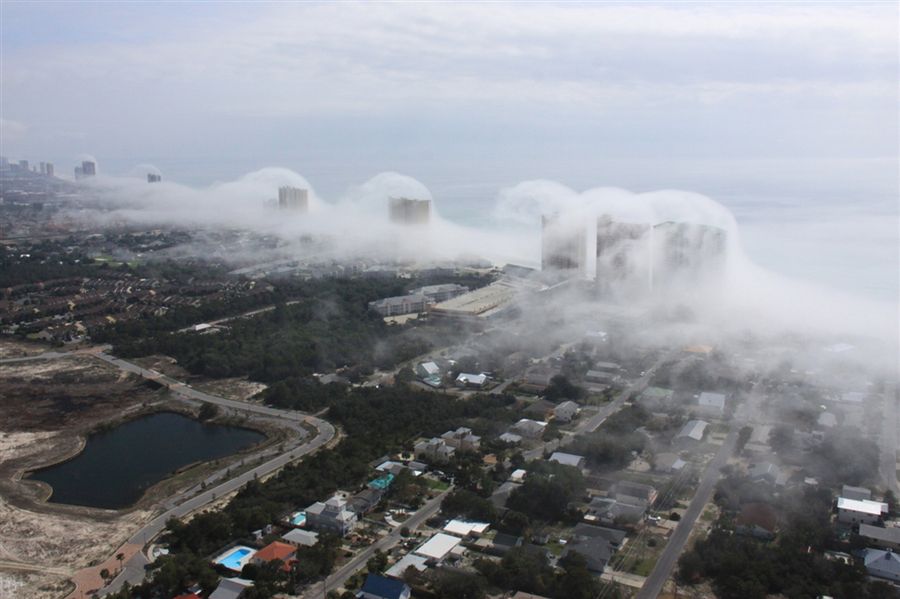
[360,573,411,599]
[443,519,490,537]
[550,452,585,467]
[838,497,887,516]
[572,523,627,545]
[385,553,429,578]
[677,419,708,440]
[413,533,462,559]
[282,528,319,546]
[841,485,872,501]
[254,541,295,562]
[456,372,487,385]
[698,392,726,409]
[209,578,253,599]
[859,524,900,544]
[561,536,612,572]
[863,548,900,578]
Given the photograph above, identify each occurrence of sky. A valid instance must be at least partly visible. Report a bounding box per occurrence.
[1,1,898,301]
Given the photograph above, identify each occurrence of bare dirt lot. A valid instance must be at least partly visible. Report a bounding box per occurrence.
[0,345,281,599]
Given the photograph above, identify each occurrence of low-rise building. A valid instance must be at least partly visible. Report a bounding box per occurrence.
[697,391,726,415]
[550,452,586,469]
[385,553,429,579]
[858,524,900,551]
[209,578,253,599]
[414,437,456,463]
[654,452,686,473]
[842,485,872,501]
[613,481,657,505]
[369,294,431,317]
[305,495,358,536]
[455,372,488,388]
[409,283,469,302]
[837,497,887,525]
[359,573,412,599]
[281,528,319,547]
[510,418,547,439]
[862,548,900,583]
[416,361,441,378]
[413,533,463,561]
[561,536,612,573]
[676,419,708,445]
[553,400,580,422]
[441,427,481,451]
[735,502,778,540]
[252,541,296,571]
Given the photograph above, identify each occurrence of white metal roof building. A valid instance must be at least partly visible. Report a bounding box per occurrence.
[385,553,429,579]
[837,497,888,525]
[677,419,708,442]
[698,392,726,412]
[443,519,490,537]
[413,533,463,560]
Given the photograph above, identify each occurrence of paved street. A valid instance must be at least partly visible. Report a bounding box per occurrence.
[635,425,738,599]
[302,488,452,598]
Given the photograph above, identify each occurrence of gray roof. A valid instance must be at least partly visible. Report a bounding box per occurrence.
[572,523,627,546]
[859,524,900,545]
[282,528,319,547]
[698,392,726,410]
[210,578,253,599]
[677,419,708,441]
[549,452,585,468]
[842,485,872,501]
[863,548,900,579]
[561,537,612,573]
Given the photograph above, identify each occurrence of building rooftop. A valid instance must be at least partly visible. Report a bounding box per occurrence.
[414,533,462,560]
[698,391,726,410]
[838,497,887,516]
[443,519,490,537]
[385,553,429,578]
[859,524,900,544]
[678,419,708,440]
[549,452,585,468]
[360,573,411,599]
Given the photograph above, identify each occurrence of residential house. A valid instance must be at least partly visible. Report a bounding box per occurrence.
[550,452,586,469]
[613,481,657,505]
[510,418,547,439]
[654,452,686,473]
[281,529,319,547]
[416,361,441,379]
[862,548,900,583]
[837,497,888,525]
[676,419,708,446]
[858,524,900,551]
[561,536,612,573]
[697,391,726,415]
[572,523,627,550]
[748,462,782,484]
[587,496,648,525]
[490,532,524,555]
[209,578,253,599]
[385,553,429,579]
[349,488,385,515]
[456,372,488,388]
[585,370,618,385]
[305,495,358,536]
[414,437,456,463]
[499,432,523,444]
[842,485,872,501]
[252,541,296,572]
[441,427,481,452]
[359,573,412,599]
[524,399,556,421]
[553,400,580,422]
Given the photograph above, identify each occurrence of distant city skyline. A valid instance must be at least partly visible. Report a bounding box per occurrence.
[1,2,896,302]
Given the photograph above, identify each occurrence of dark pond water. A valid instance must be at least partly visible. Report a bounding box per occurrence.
[29,411,265,509]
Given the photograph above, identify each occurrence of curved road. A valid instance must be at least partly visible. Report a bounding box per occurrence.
[43,351,338,598]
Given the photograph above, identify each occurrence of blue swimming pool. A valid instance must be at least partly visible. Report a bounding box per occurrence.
[215,546,255,571]
[368,473,395,490]
[291,511,307,526]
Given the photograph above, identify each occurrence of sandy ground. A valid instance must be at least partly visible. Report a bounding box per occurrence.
[0,569,72,599]
[0,338,49,359]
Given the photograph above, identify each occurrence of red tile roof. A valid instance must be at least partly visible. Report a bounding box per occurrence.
[254,541,296,563]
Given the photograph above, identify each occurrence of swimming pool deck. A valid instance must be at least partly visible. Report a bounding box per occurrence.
[213,545,257,572]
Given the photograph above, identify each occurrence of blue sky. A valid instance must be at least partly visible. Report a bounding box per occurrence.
[1,1,897,299]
